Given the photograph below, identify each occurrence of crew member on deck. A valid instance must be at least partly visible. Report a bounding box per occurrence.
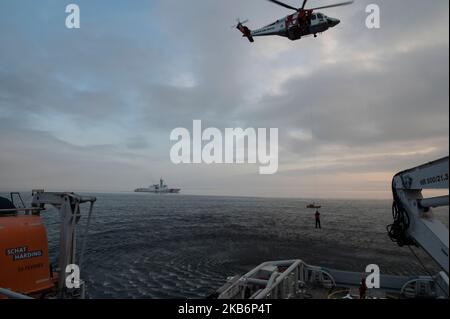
[315,210,321,229]
[360,277,368,299]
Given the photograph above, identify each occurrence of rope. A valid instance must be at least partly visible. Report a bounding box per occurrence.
[386,180,415,246]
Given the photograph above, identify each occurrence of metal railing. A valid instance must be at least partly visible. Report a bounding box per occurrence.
[0,288,33,299]
[0,207,44,214]
[218,259,336,299]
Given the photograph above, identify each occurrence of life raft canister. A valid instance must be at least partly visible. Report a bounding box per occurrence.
[0,204,53,296]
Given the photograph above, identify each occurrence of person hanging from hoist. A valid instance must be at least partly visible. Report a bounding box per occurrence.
[315,210,321,229]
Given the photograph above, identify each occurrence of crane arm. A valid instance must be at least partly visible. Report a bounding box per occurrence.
[389,157,449,275]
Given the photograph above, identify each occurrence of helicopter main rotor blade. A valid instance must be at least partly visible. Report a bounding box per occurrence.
[266,0,299,12]
[301,0,308,10]
[309,1,354,10]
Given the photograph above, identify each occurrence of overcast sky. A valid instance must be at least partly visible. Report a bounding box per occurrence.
[0,0,448,199]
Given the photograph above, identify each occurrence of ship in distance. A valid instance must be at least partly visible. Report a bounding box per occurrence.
[134,178,181,194]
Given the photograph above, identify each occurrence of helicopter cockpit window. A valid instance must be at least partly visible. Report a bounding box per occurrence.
[317,13,323,19]
[311,14,316,20]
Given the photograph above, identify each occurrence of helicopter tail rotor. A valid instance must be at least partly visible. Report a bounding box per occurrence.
[231,18,249,29]
[234,18,254,43]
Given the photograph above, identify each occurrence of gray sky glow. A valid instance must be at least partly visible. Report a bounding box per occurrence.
[0,0,448,198]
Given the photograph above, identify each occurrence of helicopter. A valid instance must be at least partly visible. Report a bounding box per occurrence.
[235,0,353,42]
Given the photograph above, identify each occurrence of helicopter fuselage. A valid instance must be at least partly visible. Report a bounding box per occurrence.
[251,10,340,41]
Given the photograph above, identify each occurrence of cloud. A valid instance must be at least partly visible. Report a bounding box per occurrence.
[0,0,448,198]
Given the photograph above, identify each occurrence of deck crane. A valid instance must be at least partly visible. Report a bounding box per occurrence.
[388,156,449,296]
